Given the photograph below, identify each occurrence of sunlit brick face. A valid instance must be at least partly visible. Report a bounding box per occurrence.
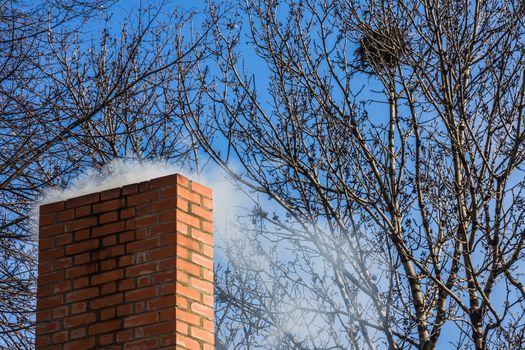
[36,174,213,350]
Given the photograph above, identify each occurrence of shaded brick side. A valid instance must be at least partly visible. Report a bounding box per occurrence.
[36,174,213,350]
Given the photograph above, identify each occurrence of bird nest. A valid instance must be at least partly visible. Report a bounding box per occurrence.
[355,26,409,73]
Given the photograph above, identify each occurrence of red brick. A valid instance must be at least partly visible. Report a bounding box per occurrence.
[150,222,175,236]
[100,258,117,271]
[99,306,116,321]
[202,197,212,210]
[191,204,212,222]
[38,295,63,310]
[92,245,125,261]
[53,305,69,319]
[40,224,64,238]
[137,276,150,287]
[37,283,53,298]
[98,332,114,345]
[127,190,159,206]
[124,311,158,327]
[191,277,213,295]
[40,201,65,215]
[191,327,214,344]
[90,294,123,311]
[177,187,201,204]
[74,253,90,266]
[159,257,176,272]
[53,330,68,344]
[89,319,121,335]
[36,320,60,335]
[176,334,200,349]
[118,255,133,267]
[101,188,121,201]
[151,198,178,212]
[190,229,213,248]
[65,239,99,256]
[63,337,95,350]
[74,229,90,241]
[35,334,50,347]
[65,193,99,209]
[55,233,73,246]
[175,284,201,302]
[99,211,118,224]
[190,181,212,198]
[91,269,123,285]
[100,282,117,295]
[38,262,53,276]
[125,286,158,302]
[143,320,176,336]
[190,252,213,270]
[176,210,201,228]
[126,237,158,253]
[118,231,135,243]
[176,296,188,309]
[191,302,214,320]
[75,205,91,218]
[151,271,175,285]
[117,304,133,317]
[39,270,64,284]
[73,278,89,290]
[115,331,132,344]
[159,232,176,246]
[118,279,135,292]
[64,312,96,328]
[159,282,176,296]
[120,207,135,219]
[139,180,151,191]
[39,237,55,251]
[201,220,213,233]
[160,186,177,199]
[176,320,189,334]
[176,259,201,277]
[91,221,125,238]
[66,288,99,303]
[177,234,200,251]
[125,337,158,349]
[148,295,176,310]
[126,215,156,230]
[176,310,200,325]
[159,308,175,321]
[39,247,64,261]
[54,280,71,294]
[102,235,117,248]
[203,319,214,332]
[58,209,74,222]
[150,174,178,188]
[148,246,174,260]
[93,198,125,214]
[65,217,97,232]
[69,328,86,340]
[159,210,176,223]
[203,269,213,283]
[126,262,157,277]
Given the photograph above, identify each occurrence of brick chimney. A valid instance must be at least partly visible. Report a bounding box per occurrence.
[36,174,213,350]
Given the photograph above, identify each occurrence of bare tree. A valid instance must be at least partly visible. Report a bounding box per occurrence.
[0,1,207,347]
[182,1,525,349]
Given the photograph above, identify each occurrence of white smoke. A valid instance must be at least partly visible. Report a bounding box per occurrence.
[38,159,182,204]
[34,158,248,244]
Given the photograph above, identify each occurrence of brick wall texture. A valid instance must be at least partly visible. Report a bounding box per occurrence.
[36,174,213,350]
